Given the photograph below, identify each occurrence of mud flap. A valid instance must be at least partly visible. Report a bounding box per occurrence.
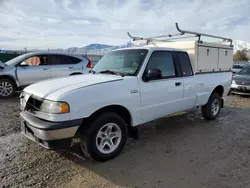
[128,126,139,140]
[221,98,224,108]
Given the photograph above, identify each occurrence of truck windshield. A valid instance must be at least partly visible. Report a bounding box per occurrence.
[92,49,148,76]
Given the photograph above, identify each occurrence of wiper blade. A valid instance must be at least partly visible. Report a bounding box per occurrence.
[99,70,124,77]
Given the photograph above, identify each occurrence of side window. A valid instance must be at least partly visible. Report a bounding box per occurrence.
[49,55,72,65]
[20,55,48,66]
[146,51,176,79]
[177,52,193,76]
[71,57,82,64]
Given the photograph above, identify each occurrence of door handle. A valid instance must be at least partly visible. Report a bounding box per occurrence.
[68,67,73,69]
[175,82,182,86]
[43,68,49,70]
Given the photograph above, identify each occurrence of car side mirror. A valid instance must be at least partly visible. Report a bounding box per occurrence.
[19,61,29,67]
[144,68,162,81]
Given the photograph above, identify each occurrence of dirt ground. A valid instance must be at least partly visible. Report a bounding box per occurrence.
[0,95,250,188]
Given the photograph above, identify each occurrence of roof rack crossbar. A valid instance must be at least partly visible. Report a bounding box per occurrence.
[175,23,233,46]
[149,35,198,43]
[127,22,233,46]
[127,32,184,41]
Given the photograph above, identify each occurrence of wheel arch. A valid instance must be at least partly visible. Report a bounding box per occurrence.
[0,75,18,88]
[78,104,134,136]
[211,85,224,97]
[203,85,224,108]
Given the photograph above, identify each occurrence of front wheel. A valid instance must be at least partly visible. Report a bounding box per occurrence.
[0,79,16,99]
[80,112,128,162]
[201,93,221,120]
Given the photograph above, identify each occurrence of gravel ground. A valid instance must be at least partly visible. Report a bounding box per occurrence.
[0,94,250,188]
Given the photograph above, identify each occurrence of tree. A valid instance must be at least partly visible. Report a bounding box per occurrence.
[233,50,249,61]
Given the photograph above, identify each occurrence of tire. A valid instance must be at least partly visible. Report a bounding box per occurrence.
[80,112,128,162]
[201,93,221,120]
[0,78,16,99]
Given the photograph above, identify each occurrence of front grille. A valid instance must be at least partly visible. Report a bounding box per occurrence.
[232,88,250,93]
[25,96,43,114]
[235,80,250,85]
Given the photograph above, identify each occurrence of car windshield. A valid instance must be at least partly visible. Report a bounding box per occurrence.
[92,49,148,76]
[238,66,250,75]
[5,53,31,66]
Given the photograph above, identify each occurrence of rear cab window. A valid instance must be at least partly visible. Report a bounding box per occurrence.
[177,52,194,77]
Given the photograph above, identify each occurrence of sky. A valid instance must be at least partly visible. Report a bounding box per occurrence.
[0,0,250,50]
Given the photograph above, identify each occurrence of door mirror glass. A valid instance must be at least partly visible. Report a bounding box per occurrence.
[145,68,162,81]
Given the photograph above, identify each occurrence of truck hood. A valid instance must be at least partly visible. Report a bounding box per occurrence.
[24,74,123,99]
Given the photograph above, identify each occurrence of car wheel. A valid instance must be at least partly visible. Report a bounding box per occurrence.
[80,112,128,162]
[0,79,16,99]
[201,93,221,120]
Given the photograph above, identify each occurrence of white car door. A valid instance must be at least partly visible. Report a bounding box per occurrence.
[138,51,184,123]
[48,55,83,78]
[16,55,51,86]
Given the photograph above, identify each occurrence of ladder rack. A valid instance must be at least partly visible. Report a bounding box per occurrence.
[127,23,233,46]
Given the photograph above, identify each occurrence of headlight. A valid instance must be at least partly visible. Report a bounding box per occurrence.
[40,100,70,114]
[232,80,236,84]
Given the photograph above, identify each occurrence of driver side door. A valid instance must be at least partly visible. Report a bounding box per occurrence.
[16,55,51,86]
[138,51,184,124]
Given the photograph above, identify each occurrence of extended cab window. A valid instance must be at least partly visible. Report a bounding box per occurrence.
[145,51,176,79]
[177,52,193,76]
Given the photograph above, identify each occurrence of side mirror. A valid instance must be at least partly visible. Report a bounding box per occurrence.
[19,61,29,67]
[144,68,162,81]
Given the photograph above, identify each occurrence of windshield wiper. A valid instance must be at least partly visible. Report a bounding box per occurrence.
[99,70,124,77]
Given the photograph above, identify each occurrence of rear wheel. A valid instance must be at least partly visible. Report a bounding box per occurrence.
[201,93,221,120]
[80,112,128,162]
[0,79,16,99]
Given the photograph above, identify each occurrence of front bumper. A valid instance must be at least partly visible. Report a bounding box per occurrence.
[231,83,250,95]
[20,111,82,149]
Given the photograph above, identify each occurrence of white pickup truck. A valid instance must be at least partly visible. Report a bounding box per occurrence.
[20,24,233,161]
